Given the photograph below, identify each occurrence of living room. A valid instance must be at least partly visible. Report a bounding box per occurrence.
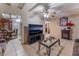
[21,3,79,56]
[0,3,79,56]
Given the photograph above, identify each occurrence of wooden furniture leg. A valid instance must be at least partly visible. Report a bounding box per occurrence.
[2,48,5,56]
[58,39,60,46]
[37,41,41,55]
[46,47,51,56]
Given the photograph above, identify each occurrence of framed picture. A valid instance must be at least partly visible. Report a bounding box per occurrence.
[59,16,68,26]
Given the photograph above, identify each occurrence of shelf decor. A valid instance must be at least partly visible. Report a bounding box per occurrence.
[0,18,12,31]
[66,21,75,29]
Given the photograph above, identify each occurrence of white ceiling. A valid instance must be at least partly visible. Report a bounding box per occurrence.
[5,3,25,9]
[4,3,79,17]
[28,3,79,17]
[52,3,79,16]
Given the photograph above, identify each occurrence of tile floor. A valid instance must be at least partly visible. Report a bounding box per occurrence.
[23,39,74,56]
[0,38,74,56]
[4,39,27,56]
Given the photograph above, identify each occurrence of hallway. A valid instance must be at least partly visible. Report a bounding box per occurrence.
[4,38,27,56]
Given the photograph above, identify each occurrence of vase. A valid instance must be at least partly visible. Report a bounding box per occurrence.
[67,26,71,29]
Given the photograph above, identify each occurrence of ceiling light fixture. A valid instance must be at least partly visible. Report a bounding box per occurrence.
[43,8,56,20]
[16,19,21,22]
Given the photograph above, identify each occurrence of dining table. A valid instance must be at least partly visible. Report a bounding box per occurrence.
[6,30,14,41]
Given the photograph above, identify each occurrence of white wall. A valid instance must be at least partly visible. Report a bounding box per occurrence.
[49,14,79,40]
[0,3,43,44]
[49,19,61,39]
[21,4,43,26]
[20,4,79,41]
[27,15,43,25]
[20,4,44,44]
[69,15,79,40]
[20,4,63,43]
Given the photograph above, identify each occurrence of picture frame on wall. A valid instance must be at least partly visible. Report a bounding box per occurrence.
[59,16,68,26]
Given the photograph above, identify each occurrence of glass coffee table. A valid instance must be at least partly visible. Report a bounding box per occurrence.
[37,38,60,56]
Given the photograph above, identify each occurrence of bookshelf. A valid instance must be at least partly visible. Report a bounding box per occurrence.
[28,24,43,44]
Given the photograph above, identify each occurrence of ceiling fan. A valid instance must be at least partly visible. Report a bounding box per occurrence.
[43,8,56,19]
[29,3,57,21]
[32,8,56,21]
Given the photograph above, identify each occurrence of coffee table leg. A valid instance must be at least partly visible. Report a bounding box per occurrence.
[58,39,60,46]
[46,48,51,56]
[38,42,41,52]
[2,48,5,56]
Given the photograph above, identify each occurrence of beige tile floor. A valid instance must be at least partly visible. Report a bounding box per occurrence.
[2,38,74,56]
[23,39,74,56]
[59,39,74,56]
[4,39,27,56]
